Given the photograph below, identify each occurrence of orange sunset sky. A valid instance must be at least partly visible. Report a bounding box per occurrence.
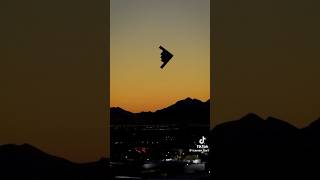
[110,0,210,112]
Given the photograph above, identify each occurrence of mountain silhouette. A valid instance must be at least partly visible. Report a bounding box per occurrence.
[210,113,320,178]
[111,97,210,126]
[213,113,298,145]
[7,111,320,178]
[0,144,109,179]
[110,98,210,164]
[110,107,134,125]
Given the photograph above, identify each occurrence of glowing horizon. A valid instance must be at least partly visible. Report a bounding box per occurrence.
[110,0,210,113]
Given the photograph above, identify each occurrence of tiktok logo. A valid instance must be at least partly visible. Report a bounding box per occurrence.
[190,136,209,152]
[199,136,206,144]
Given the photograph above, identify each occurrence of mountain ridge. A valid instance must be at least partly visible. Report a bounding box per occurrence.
[111,97,210,125]
[0,143,109,179]
[110,97,209,114]
[210,113,320,178]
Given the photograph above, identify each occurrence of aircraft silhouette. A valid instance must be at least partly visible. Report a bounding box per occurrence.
[159,46,173,69]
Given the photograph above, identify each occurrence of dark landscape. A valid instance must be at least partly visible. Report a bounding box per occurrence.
[0,144,109,179]
[3,102,320,179]
[110,98,211,179]
[211,113,320,178]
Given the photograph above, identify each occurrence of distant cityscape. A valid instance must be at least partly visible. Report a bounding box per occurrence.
[110,98,211,179]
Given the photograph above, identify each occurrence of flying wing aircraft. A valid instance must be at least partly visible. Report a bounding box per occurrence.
[159,46,174,69]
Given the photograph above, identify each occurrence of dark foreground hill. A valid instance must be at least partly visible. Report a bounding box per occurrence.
[7,111,320,179]
[0,144,109,179]
[111,97,210,125]
[210,113,320,179]
[110,98,210,162]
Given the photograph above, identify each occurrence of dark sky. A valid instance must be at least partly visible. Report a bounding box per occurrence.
[0,0,108,162]
[212,0,320,128]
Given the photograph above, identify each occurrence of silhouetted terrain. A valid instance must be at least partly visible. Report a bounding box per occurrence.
[111,98,210,161]
[111,97,210,125]
[0,144,109,179]
[210,113,320,178]
[110,98,211,179]
[7,111,320,179]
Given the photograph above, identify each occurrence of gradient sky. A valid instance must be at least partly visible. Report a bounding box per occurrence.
[1,0,108,162]
[212,0,320,128]
[110,0,210,113]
